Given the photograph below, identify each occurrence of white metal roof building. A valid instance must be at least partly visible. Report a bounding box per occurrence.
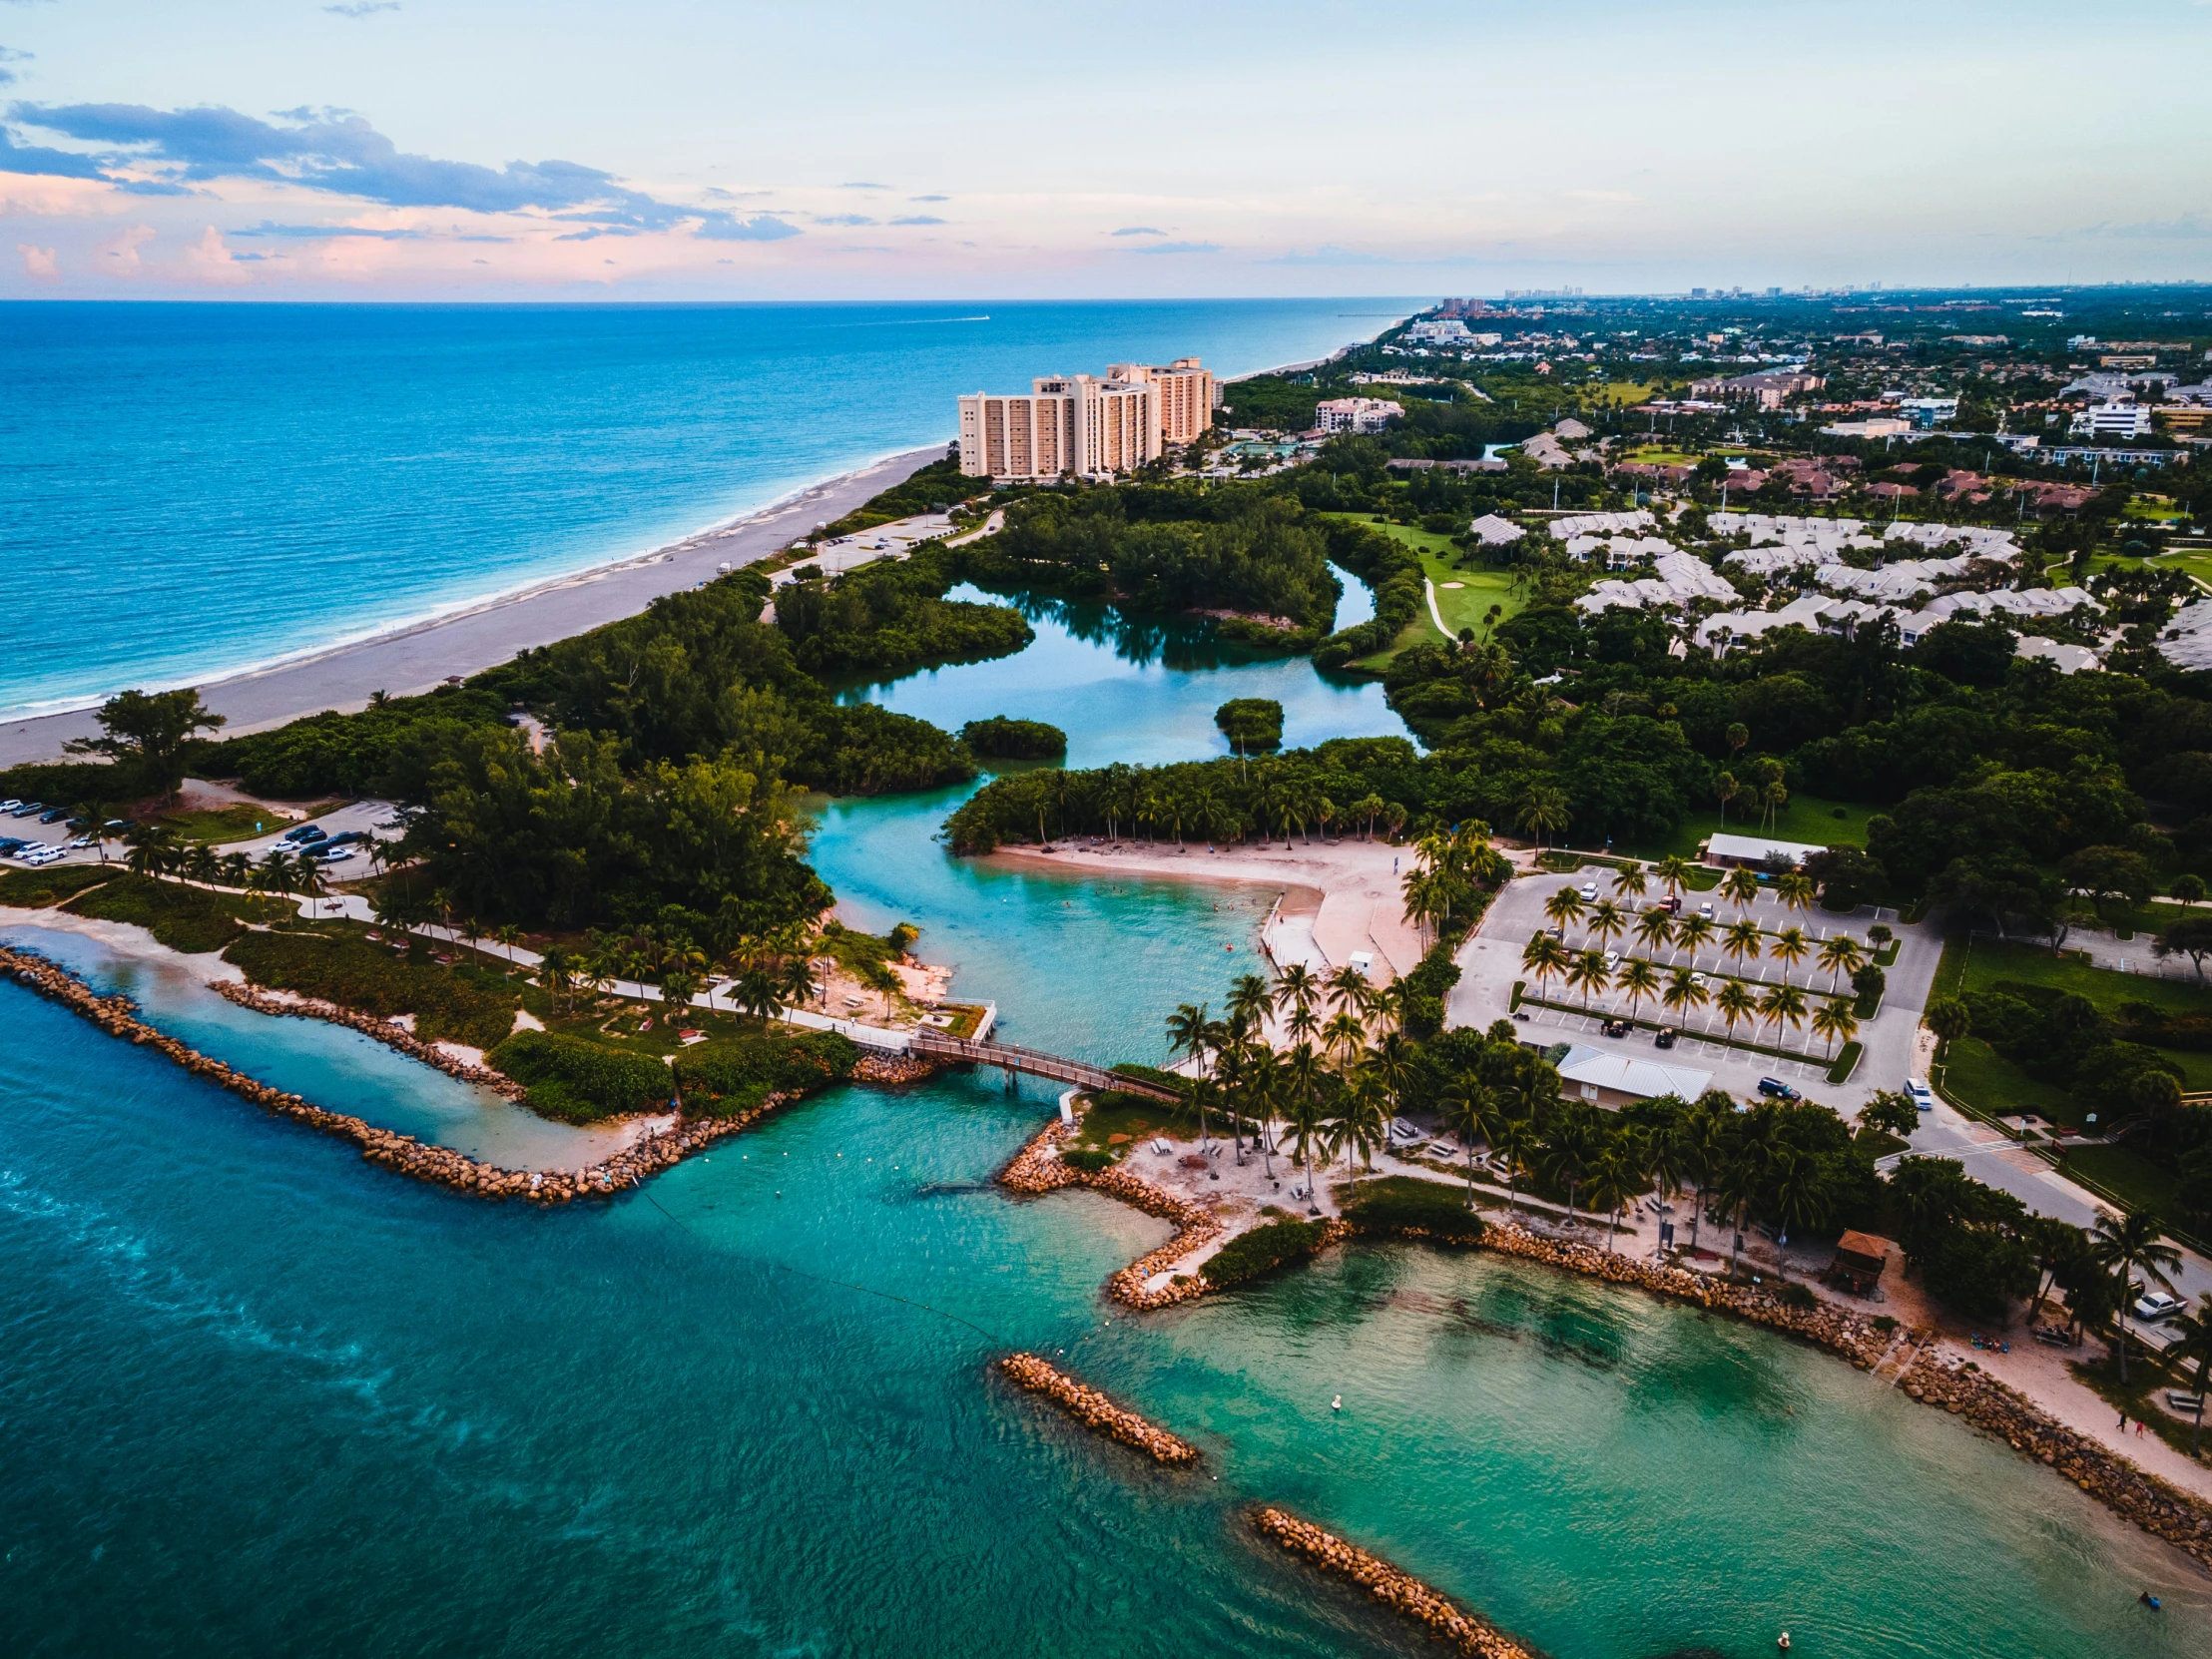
[1704,831,1831,868]
[1555,1045,1714,1108]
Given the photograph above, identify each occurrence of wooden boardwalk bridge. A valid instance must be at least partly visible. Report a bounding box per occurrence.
[905,1031,1181,1102]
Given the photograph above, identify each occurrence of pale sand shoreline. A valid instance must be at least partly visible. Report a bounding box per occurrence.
[0,443,946,768]
[988,836,1425,983]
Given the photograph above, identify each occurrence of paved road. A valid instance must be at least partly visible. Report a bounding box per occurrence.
[1887,1097,2212,1354]
[1448,860,1942,1113]
[0,447,945,766]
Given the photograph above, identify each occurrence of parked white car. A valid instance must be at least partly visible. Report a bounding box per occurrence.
[1577,880,1598,901]
[2133,1289,2185,1323]
[1907,1078,1935,1110]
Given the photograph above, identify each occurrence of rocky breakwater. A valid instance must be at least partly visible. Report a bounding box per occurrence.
[996,1120,1223,1311]
[995,1353,1201,1466]
[1899,1350,2212,1570]
[1251,1507,1536,1659]
[0,942,794,1207]
[213,980,527,1099]
[1479,1220,2212,1571]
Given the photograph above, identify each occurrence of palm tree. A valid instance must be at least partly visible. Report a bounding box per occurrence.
[1673,911,1715,965]
[1768,1147,1832,1280]
[1683,1100,1734,1253]
[1811,997,1859,1060]
[1722,919,1764,976]
[1245,1044,1283,1176]
[537,945,574,1016]
[1491,1114,1538,1215]
[1587,898,1627,954]
[183,842,219,887]
[1542,885,1587,937]
[1715,979,1756,1045]
[1539,1108,1601,1226]
[1722,866,1762,913]
[1715,770,1739,825]
[1366,1029,1414,1118]
[1325,962,1375,1022]
[293,854,327,922]
[1522,932,1568,1003]
[1776,869,1816,919]
[1818,933,1868,994]
[220,850,251,889]
[1438,1080,1502,1208]
[1283,1081,1329,1214]
[1758,982,1809,1051]
[1585,1141,1643,1253]
[1771,925,1811,987]
[1228,972,1274,1038]
[495,923,522,964]
[1662,967,1709,1030]
[1514,785,1570,848]
[1274,964,1321,1044]
[1565,948,1610,1011]
[2090,1211,2182,1384]
[1654,854,1695,907]
[1709,1152,1763,1277]
[1617,957,1660,1024]
[1633,906,1675,957]
[1166,1001,1213,1078]
[1329,1081,1389,1198]
[1612,860,1649,902]
[1321,1009,1367,1069]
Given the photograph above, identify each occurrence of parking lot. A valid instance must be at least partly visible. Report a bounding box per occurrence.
[1448,859,1944,1111]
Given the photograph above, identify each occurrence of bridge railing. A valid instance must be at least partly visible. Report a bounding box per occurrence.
[907,1031,1181,1101]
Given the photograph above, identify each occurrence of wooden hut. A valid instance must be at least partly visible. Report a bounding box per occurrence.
[1827,1230,1891,1296]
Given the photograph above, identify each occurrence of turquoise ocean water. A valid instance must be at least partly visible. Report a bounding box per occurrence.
[5,303,2210,1654]
[0,299,1401,718]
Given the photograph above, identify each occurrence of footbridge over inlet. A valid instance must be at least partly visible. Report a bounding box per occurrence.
[905,1031,1182,1102]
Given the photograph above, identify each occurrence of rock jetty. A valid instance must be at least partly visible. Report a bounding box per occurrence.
[997,1120,1223,1310]
[1252,1507,1536,1659]
[213,980,527,1098]
[995,1353,1200,1465]
[0,943,791,1207]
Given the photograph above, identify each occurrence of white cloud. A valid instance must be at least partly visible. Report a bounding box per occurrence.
[180,223,252,284]
[17,241,56,279]
[96,223,155,273]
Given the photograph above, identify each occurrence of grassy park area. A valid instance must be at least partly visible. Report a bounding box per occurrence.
[1614,793,1880,861]
[1326,516,1528,669]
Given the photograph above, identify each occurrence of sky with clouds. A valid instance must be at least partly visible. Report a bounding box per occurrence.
[3,0,2210,299]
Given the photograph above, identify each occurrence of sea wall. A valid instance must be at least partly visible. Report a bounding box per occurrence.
[995,1353,1201,1465]
[1251,1507,1535,1659]
[0,943,791,1206]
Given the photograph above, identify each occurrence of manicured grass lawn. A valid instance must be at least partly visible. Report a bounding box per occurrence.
[1624,445,1696,466]
[157,803,275,844]
[1327,516,1531,669]
[1613,794,1880,861]
[1951,936,2212,1014]
[2153,551,2212,593]
[1940,1036,2080,1124]
[2059,1143,2189,1224]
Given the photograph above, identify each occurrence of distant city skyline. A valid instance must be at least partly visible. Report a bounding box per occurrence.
[4,0,2210,299]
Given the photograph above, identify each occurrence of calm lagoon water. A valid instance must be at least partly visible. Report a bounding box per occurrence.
[5,596,2210,1656]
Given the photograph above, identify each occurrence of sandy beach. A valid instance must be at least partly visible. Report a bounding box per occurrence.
[990,836,1426,984]
[0,444,945,767]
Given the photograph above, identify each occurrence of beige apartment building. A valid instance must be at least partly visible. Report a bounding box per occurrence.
[957,357,1213,480]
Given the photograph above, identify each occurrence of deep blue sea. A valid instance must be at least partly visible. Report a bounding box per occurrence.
[0,298,1407,718]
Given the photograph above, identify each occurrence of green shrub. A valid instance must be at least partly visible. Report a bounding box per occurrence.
[1201,1218,1327,1285]
[224,929,521,1048]
[1776,1282,1819,1311]
[0,863,115,910]
[959,717,1067,760]
[1344,1176,1487,1242]
[1061,1146,1114,1173]
[69,873,277,954]
[1214,698,1285,753]
[673,1029,859,1106]
[487,1029,675,1123]
[1107,1062,1191,1098]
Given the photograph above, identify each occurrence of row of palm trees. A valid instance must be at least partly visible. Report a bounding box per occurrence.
[1399,825,1513,947]
[1520,930,1862,1058]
